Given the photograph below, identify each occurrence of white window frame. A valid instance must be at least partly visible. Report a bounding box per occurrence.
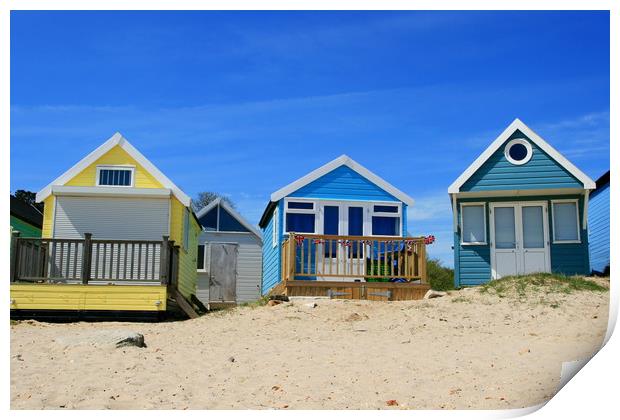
[283,198,319,234]
[369,203,402,237]
[460,202,487,245]
[551,199,581,244]
[272,206,279,248]
[95,165,135,187]
[196,244,207,272]
[282,198,403,237]
[504,138,533,166]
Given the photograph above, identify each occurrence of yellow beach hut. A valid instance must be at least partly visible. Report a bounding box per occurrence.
[10,132,201,320]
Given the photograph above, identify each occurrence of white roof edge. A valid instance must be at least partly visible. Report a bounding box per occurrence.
[195,197,262,240]
[36,132,192,207]
[270,154,415,206]
[448,118,596,194]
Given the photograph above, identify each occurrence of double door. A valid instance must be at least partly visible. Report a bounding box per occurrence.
[317,203,365,281]
[490,202,550,279]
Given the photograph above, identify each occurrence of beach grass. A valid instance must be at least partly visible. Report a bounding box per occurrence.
[480,273,608,300]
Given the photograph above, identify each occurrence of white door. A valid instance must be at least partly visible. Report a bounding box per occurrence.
[490,202,550,279]
[491,205,519,278]
[520,203,549,274]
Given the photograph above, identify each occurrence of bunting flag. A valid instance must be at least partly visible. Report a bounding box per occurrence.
[295,235,305,246]
[424,235,436,245]
[312,239,323,245]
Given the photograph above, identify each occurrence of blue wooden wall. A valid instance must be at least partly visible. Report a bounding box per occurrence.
[289,165,400,202]
[261,200,283,295]
[461,131,583,192]
[588,182,610,274]
[454,194,590,287]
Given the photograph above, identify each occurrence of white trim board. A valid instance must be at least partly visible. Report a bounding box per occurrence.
[36,132,192,207]
[195,197,263,241]
[270,155,415,206]
[448,118,596,194]
[51,185,172,199]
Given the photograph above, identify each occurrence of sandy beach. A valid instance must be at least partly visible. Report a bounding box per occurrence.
[11,278,609,410]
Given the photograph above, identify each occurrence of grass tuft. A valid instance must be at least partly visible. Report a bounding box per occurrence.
[480,273,607,301]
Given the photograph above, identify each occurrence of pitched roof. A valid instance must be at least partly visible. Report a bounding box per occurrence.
[10,195,43,228]
[35,132,191,206]
[448,118,596,194]
[595,170,610,189]
[270,154,414,205]
[195,197,262,240]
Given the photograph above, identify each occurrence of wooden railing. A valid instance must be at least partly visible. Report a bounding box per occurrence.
[281,233,427,284]
[10,232,177,285]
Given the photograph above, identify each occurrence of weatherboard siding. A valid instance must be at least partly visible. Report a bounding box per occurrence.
[10,216,42,238]
[454,195,589,287]
[197,232,262,304]
[461,131,582,192]
[289,165,400,202]
[261,200,283,295]
[588,182,610,274]
[65,145,163,189]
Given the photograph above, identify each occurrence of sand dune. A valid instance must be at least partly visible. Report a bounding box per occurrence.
[11,281,609,410]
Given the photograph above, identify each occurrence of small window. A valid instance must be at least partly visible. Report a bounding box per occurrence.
[183,209,190,250]
[200,207,218,231]
[461,203,486,244]
[288,201,314,210]
[552,201,580,243]
[97,167,133,186]
[272,207,279,248]
[372,216,399,236]
[373,205,399,213]
[504,139,533,165]
[197,245,206,271]
[286,213,315,233]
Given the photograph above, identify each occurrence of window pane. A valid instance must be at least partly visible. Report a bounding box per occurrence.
[197,245,205,270]
[219,207,249,232]
[286,213,315,233]
[99,169,131,186]
[373,205,398,213]
[493,207,515,249]
[323,206,339,235]
[462,205,485,244]
[522,206,544,248]
[348,207,364,236]
[372,216,399,236]
[288,202,313,209]
[199,208,218,231]
[553,202,578,241]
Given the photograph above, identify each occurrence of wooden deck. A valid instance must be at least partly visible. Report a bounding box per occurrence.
[277,233,430,301]
[9,232,189,314]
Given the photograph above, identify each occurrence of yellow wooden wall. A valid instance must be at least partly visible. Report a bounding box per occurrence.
[169,197,200,299]
[10,284,167,311]
[41,196,55,237]
[65,145,163,188]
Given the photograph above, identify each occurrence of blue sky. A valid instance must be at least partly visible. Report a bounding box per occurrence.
[10,11,610,266]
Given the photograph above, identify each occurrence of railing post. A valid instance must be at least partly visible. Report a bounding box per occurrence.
[159,235,169,285]
[10,231,21,282]
[81,233,92,285]
[288,233,296,282]
[419,239,427,283]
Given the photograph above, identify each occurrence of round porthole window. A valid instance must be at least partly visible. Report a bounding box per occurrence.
[504,138,533,165]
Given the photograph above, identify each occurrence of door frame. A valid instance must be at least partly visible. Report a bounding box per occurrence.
[489,201,551,279]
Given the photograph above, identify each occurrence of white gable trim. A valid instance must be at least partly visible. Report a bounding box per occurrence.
[195,197,262,240]
[36,132,191,207]
[448,118,596,194]
[270,155,414,206]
